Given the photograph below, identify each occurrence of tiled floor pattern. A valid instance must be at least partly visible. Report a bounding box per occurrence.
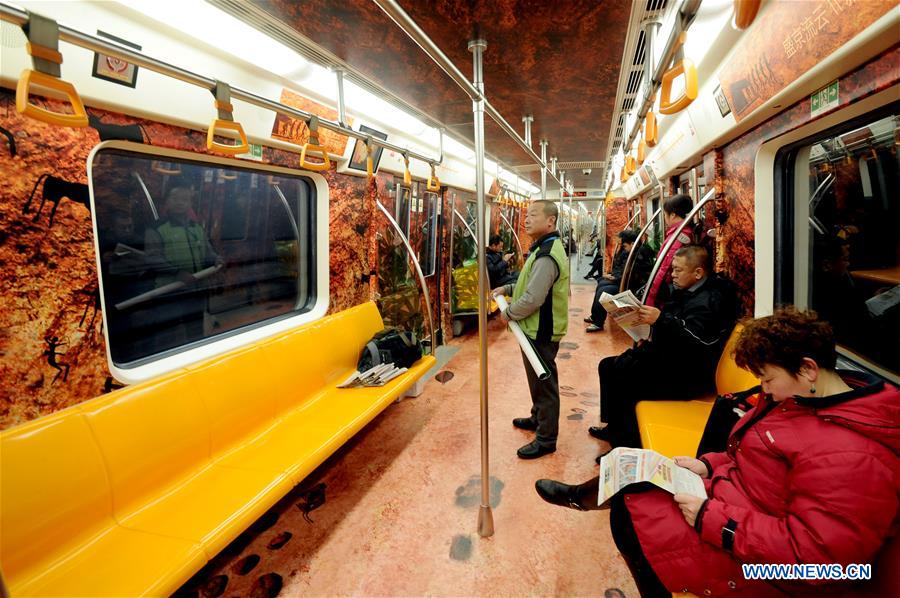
[175,271,635,597]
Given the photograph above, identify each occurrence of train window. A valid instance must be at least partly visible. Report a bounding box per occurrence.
[396,184,411,236]
[788,112,899,377]
[90,147,316,367]
[419,191,439,277]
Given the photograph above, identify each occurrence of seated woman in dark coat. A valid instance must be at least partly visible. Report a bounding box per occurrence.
[536,308,899,597]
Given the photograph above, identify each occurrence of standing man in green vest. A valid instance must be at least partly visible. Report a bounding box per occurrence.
[492,200,569,459]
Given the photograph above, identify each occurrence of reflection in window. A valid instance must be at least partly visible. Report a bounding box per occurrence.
[799,113,899,376]
[418,191,439,277]
[91,149,315,366]
[396,185,411,236]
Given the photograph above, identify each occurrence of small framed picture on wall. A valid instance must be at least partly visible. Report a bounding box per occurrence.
[92,31,141,88]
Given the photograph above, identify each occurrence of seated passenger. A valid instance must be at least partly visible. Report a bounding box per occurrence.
[534,308,899,597]
[645,194,694,308]
[586,229,654,332]
[486,234,519,288]
[590,245,737,448]
[584,232,603,280]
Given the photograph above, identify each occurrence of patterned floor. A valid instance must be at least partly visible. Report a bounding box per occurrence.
[174,266,636,597]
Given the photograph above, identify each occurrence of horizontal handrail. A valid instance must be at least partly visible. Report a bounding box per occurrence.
[0,2,441,168]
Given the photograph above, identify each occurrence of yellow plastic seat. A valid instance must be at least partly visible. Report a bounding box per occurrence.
[1,301,434,593]
[636,325,757,457]
[0,410,205,596]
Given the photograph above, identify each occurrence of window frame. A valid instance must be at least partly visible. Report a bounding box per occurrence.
[87,140,330,384]
[773,102,899,384]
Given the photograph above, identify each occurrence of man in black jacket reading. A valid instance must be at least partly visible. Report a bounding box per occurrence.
[487,234,518,288]
[591,245,738,451]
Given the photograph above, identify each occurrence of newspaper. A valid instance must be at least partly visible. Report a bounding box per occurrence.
[597,447,707,507]
[337,362,408,388]
[865,284,900,318]
[598,290,651,342]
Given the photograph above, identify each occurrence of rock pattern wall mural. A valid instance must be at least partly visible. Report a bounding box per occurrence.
[0,87,454,430]
[709,45,899,316]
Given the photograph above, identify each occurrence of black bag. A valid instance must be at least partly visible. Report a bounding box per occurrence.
[357,328,423,371]
[695,385,761,457]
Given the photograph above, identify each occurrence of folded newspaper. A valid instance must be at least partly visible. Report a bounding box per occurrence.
[598,290,651,342]
[337,362,407,388]
[597,447,707,507]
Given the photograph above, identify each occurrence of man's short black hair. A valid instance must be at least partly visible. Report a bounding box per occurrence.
[489,234,502,246]
[618,229,639,244]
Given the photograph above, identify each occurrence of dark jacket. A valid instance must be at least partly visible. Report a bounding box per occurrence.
[629,274,738,396]
[487,248,511,287]
[626,371,899,596]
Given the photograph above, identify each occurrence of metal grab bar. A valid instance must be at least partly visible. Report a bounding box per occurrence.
[453,208,477,240]
[640,187,716,303]
[0,2,441,169]
[499,211,523,259]
[808,174,835,235]
[619,207,662,293]
[375,201,435,355]
[369,0,565,190]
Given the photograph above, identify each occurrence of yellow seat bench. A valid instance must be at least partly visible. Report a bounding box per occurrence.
[636,325,758,458]
[0,301,435,596]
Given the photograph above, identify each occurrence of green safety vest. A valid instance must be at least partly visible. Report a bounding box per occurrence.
[156,221,209,273]
[512,233,569,342]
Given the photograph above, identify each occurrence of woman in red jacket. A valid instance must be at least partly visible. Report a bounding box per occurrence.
[535,308,899,596]
[645,194,694,307]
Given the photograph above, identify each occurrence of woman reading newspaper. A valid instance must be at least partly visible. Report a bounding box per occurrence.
[535,309,899,596]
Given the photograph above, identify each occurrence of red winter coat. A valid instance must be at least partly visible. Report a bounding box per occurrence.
[625,371,899,596]
[644,221,693,307]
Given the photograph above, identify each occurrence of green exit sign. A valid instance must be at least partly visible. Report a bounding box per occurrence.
[811,80,839,117]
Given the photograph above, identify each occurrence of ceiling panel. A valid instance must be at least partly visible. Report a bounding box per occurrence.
[252,0,631,189]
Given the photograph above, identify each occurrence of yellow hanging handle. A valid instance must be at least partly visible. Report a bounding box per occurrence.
[620,166,630,184]
[300,116,332,171]
[659,33,698,115]
[637,138,647,165]
[402,154,412,186]
[645,111,659,148]
[365,139,375,181]
[151,160,182,176]
[426,164,440,192]
[207,82,249,155]
[732,0,762,30]
[16,19,89,128]
[625,155,636,176]
[207,117,250,156]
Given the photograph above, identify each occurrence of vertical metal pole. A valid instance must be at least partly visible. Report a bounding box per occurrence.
[558,171,565,232]
[567,178,574,296]
[522,115,533,149]
[335,69,347,127]
[540,140,548,201]
[468,37,493,538]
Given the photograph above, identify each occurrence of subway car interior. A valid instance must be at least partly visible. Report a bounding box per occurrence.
[0,0,898,596]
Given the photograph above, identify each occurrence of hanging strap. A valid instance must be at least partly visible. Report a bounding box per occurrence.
[206,81,249,155]
[213,81,234,122]
[16,13,88,128]
[24,13,62,77]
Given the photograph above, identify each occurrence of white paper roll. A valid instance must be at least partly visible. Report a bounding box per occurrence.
[494,294,550,380]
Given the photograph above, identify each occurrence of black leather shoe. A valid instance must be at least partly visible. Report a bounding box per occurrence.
[588,426,611,441]
[583,317,593,324]
[517,440,556,459]
[535,479,587,510]
[512,417,538,431]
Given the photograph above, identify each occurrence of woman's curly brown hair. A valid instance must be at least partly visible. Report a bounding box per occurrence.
[733,307,837,376]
